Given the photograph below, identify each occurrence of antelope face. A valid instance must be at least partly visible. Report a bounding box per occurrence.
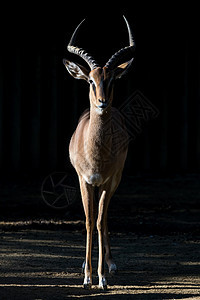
[88,67,114,111]
[63,60,133,112]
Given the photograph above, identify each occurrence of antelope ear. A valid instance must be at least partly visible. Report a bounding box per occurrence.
[114,58,134,79]
[63,59,90,81]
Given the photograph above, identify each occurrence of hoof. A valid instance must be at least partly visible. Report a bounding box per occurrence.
[83,283,92,290]
[83,277,92,289]
[109,263,118,275]
[99,277,107,290]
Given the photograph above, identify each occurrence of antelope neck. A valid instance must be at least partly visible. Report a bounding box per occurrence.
[86,103,112,161]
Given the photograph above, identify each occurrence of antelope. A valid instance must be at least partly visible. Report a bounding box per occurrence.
[63,16,135,290]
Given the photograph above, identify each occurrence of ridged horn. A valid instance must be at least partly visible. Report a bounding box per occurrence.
[105,16,135,70]
[67,19,100,70]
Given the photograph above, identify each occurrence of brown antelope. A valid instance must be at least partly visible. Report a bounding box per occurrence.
[63,16,135,290]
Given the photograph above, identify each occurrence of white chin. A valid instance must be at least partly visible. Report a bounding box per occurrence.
[96,107,104,115]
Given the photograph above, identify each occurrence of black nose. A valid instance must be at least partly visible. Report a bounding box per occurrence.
[98,99,107,108]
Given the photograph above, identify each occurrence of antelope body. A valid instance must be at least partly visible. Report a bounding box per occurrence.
[63,16,135,289]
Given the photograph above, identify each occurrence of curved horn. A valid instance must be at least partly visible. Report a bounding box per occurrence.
[105,16,135,70]
[67,19,99,70]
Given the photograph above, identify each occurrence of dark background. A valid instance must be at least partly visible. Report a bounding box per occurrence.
[0,3,199,178]
[1,8,200,298]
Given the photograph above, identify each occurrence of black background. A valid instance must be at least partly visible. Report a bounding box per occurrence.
[0,3,199,177]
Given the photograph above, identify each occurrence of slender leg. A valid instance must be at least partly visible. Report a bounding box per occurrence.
[81,233,96,274]
[82,191,98,274]
[96,191,108,290]
[97,173,122,288]
[79,176,95,289]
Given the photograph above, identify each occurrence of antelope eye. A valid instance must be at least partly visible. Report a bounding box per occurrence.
[89,79,96,96]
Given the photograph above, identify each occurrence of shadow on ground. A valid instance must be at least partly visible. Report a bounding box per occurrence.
[0,174,200,299]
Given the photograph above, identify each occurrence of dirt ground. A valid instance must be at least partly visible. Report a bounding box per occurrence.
[0,173,200,299]
[0,230,200,299]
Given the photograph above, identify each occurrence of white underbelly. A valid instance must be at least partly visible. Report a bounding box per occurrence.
[82,173,109,187]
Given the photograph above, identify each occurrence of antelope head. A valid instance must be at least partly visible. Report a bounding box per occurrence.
[63,16,135,113]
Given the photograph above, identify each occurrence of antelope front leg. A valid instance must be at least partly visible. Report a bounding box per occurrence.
[97,173,121,284]
[96,191,108,290]
[79,176,95,289]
